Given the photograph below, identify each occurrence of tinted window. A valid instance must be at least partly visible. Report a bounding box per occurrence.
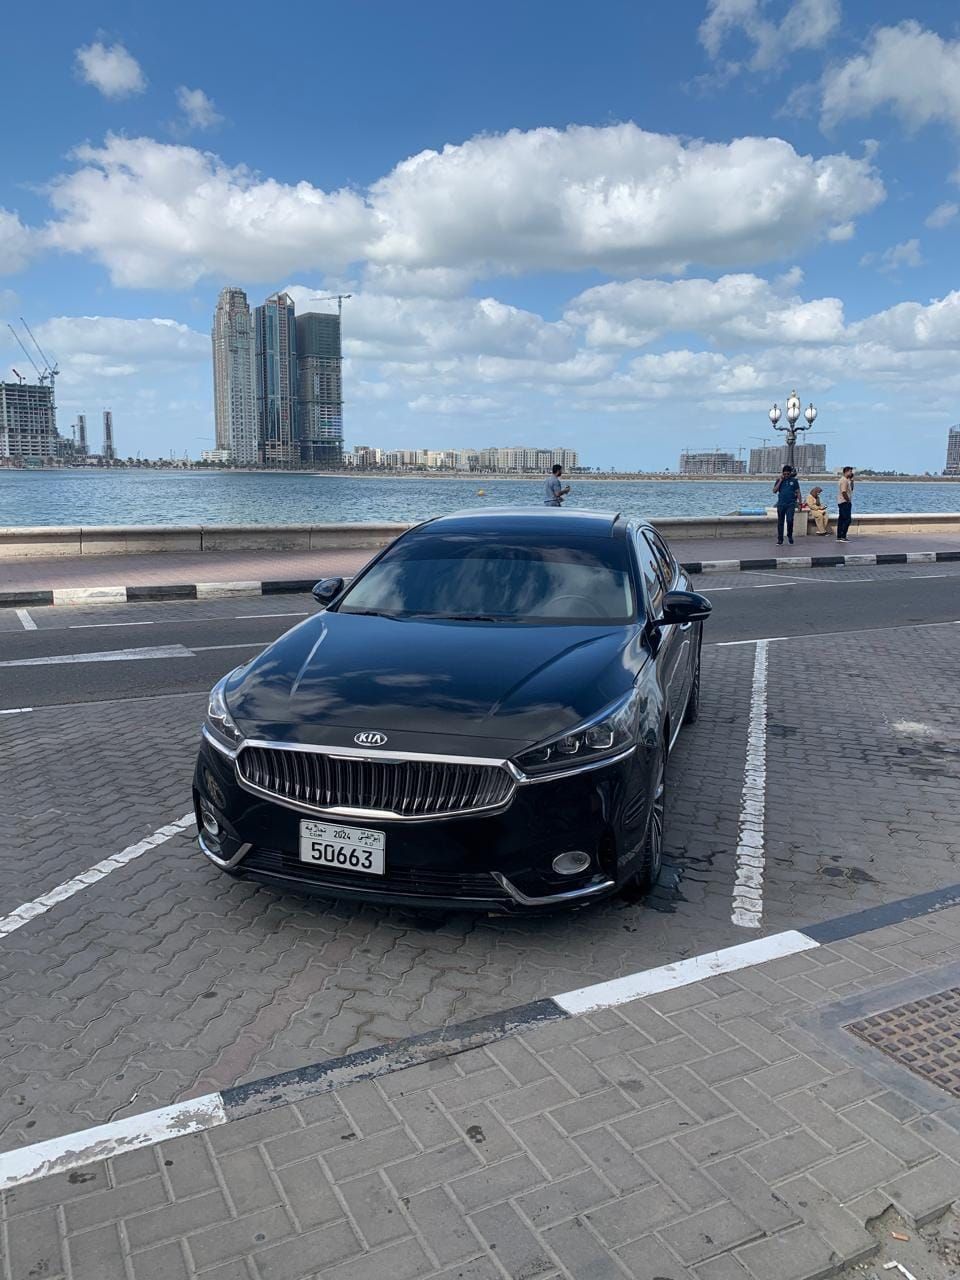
[338,533,637,624]
[645,531,677,590]
[636,535,665,615]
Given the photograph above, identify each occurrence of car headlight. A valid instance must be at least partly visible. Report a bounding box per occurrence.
[205,675,243,751]
[514,688,642,776]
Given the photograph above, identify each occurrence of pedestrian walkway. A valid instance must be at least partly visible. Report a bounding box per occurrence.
[5,900,960,1279]
[3,528,960,605]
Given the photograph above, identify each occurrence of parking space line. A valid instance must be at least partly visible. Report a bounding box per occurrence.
[0,812,196,940]
[731,639,768,930]
[711,618,960,647]
[0,707,33,715]
[237,611,309,619]
[15,609,37,630]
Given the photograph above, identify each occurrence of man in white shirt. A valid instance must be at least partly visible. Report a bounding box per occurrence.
[837,467,855,542]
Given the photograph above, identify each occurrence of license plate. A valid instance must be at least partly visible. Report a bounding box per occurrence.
[299,820,385,875]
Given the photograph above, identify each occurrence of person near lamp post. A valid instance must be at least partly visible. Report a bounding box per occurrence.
[773,465,801,545]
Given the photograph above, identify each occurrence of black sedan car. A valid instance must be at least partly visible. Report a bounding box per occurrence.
[193,509,710,911]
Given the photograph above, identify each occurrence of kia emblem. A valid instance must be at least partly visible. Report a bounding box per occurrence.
[354,731,388,747]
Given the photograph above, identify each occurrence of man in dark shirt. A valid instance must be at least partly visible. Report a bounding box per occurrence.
[773,465,801,545]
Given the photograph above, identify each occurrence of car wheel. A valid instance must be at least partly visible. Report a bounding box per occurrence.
[683,642,701,725]
[635,747,666,888]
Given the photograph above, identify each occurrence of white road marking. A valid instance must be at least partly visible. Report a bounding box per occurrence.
[711,617,960,647]
[0,707,33,715]
[0,644,194,668]
[554,930,818,1014]
[237,611,309,619]
[0,812,196,940]
[0,1094,226,1190]
[70,620,157,628]
[15,608,37,630]
[731,639,769,929]
[191,642,265,653]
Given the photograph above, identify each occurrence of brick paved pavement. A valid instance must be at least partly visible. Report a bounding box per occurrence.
[2,620,959,1163]
[4,905,960,1279]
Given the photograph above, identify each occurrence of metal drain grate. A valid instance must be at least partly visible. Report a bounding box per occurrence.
[846,987,960,1098]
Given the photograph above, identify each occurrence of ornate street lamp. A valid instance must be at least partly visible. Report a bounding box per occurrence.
[769,390,817,469]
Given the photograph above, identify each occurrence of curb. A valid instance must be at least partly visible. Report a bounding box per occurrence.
[2,550,960,609]
[3,878,960,1190]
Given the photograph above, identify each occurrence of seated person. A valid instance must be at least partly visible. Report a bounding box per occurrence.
[807,486,830,534]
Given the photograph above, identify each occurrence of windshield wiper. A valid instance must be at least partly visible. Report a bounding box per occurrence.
[339,608,400,618]
[410,612,508,622]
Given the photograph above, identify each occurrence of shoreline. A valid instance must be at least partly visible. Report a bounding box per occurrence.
[4,469,959,484]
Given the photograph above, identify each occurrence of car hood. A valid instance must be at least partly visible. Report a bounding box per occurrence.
[226,611,645,752]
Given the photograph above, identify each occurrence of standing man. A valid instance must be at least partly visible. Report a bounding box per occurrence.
[837,466,855,542]
[773,464,801,545]
[543,463,571,507]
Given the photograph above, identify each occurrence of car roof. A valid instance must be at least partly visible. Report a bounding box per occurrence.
[413,507,628,538]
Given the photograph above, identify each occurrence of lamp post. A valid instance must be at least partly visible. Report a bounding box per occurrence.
[768,390,817,470]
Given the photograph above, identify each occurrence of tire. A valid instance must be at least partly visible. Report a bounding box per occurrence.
[635,747,666,888]
[683,641,701,725]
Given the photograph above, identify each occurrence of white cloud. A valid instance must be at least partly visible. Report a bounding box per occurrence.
[826,221,855,241]
[46,136,375,288]
[566,273,846,348]
[74,41,146,99]
[700,0,840,71]
[34,315,208,380]
[861,239,923,273]
[367,124,881,276]
[0,210,36,274]
[925,201,958,229]
[408,394,502,414]
[175,86,223,131]
[821,21,960,132]
[41,124,883,287]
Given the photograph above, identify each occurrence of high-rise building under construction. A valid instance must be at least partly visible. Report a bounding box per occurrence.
[102,410,116,462]
[296,311,343,468]
[255,293,299,468]
[212,287,259,465]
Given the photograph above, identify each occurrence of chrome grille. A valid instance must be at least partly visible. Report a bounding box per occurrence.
[237,746,515,818]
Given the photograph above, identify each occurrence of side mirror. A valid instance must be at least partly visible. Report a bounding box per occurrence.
[654,590,712,627]
[311,577,344,605]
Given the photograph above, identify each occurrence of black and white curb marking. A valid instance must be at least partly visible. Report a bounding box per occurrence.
[4,880,960,1191]
[2,549,960,609]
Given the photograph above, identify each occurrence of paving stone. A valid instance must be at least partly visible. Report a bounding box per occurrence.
[615,1233,696,1279]
[125,1189,232,1251]
[777,1092,862,1152]
[740,1131,832,1184]
[65,1222,126,1280]
[469,1201,555,1279]
[2,1163,109,1215]
[689,1047,767,1087]
[812,1141,908,1202]
[659,1067,733,1122]
[881,1155,960,1226]
[659,1202,762,1265]
[403,1185,482,1266]
[516,1168,614,1228]
[63,1175,170,1232]
[616,1100,701,1151]
[706,1157,800,1232]
[264,1119,357,1168]
[842,1100,937,1166]
[208,1108,304,1155]
[485,1036,553,1084]
[675,1116,765,1166]
[637,1140,723,1211]
[273,1159,345,1230]
[217,1146,282,1214]
[693,1257,752,1280]
[391,1092,459,1151]
[452,1104,522,1163]
[746,1057,827,1098]
[587,1184,685,1247]
[110,1147,161,1185]
[575,1127,653,1192]
[337,1172,409,1248]
[186,1205,294,1269]
[777,1175,877,1264]
[322,1128,417,1182]
[549,1088,639,1136]
[492,1077,576,1124]
[543,1217,633,1279]
[542,1045,609,1094]
[430,1067,513,1112]
[158,1135,221,1199]
[250,1220,362,1280]
[129,1240,192,1280]
[447,1154,546,1212]
[335,1082,400,1137]
[735,1223,842,1280]
[511,1114,589,1179]
[386,1142,483,1197]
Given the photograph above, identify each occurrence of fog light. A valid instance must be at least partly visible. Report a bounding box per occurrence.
[552,851,591,876]
[201,809,220,837]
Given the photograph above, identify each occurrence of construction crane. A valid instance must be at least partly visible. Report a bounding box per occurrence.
[10,368,24,384]
[309,293,352,318]
[20,317,59,407]
[8,324,45,383]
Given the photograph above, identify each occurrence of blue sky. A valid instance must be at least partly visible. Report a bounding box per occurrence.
[1,0,959,470]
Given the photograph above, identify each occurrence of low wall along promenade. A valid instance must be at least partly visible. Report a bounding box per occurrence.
[1,512,960,559]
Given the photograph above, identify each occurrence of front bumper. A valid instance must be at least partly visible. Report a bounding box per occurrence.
[193,735,655,912]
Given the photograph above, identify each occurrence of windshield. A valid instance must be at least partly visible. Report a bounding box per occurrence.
[337,533,638,624]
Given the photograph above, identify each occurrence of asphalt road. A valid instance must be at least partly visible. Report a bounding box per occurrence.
[1,561,959,708]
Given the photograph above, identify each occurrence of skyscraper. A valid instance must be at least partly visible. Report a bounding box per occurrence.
[296,311,343,468]
[212,287,259,465]
[945,426,960,477]
[748,443,826,474]
[255,292,299,468]
[76,414,88,457]
[102,410,116,462]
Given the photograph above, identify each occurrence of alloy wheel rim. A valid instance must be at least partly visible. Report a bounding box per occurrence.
[649,757,665,876]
